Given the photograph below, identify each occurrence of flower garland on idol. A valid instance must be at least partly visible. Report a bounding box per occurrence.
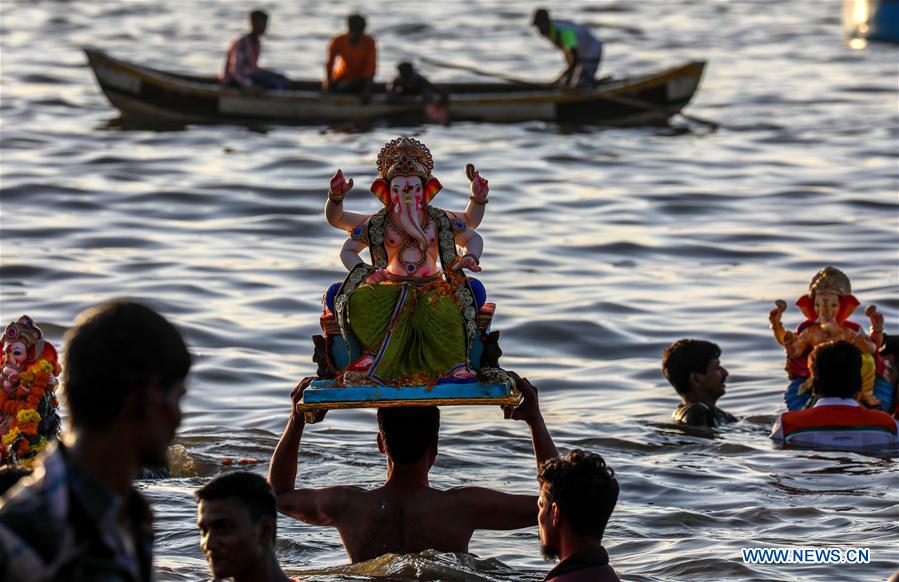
[0,315,61,468]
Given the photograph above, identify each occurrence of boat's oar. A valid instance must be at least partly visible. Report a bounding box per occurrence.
[420,57,719,129]
[419,57,551,87]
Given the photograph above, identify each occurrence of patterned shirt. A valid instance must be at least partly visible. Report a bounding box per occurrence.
[222,33,262,88]
[0,444,153,581]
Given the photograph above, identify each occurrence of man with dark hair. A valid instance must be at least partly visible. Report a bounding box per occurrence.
[0,301,191,581]
[662,338,736,428]
[196,472,296,582]
[537,450,620,581]
[532,8,603,88]
[324,13,376,102]
[222,9,289,90]
[771,340,898,448]
[269,373,558,562]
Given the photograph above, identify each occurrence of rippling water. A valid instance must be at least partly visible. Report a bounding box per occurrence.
[1,1,897,580]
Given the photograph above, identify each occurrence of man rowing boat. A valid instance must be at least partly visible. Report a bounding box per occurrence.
[532,8,603,89]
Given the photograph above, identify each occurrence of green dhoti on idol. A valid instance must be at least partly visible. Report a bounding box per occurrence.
[320,137,495,386]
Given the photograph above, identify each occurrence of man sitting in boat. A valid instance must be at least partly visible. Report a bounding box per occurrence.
[386,62,444,103]
[770,340,898,449]
[221,10,288,91]
[662,339,737,428]
[324,13,376,103]
[532,8,603,88]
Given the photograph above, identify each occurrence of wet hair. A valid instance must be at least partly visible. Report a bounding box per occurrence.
[662,339,721,395]
[538,450,618,539]
[397,62,414,77]
[250,10,268,24]
[532,8,550,25]
[376,406,439,464]
[195,472,277,541]
[811,340,862,398]
[348,13,366,33]
[63,301,191,430]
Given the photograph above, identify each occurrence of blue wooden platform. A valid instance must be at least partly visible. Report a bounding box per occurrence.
[298,379,517,411]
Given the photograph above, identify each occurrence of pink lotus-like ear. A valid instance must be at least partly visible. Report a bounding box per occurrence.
[370,178,389,205]
[837,294,860,322]
[796,295,816,320]
[424,176,442,203]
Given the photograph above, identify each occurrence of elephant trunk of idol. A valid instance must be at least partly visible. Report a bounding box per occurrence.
[393,194,428,251]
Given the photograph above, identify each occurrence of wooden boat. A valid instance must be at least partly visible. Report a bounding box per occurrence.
[84,48,706,126]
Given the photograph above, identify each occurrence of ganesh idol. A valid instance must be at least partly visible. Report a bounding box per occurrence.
[319,137,493,386]
[768,266,892,412]
[1,315,62,466]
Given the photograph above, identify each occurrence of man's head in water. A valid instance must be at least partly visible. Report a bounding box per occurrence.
[249,10,268,36]
[376,406,440,466]
[196,471,286,581]
[537,450,619,561]
[662,339,728,406]
[810,340,861,398]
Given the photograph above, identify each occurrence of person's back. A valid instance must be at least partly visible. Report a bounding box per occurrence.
[549,19,602,61]
[329,483,507,560]
[774,400,897,448]
[269,375,557,563]
[771,340,899,449]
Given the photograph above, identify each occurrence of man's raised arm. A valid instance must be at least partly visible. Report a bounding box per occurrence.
[506,372,559,471]
[268,378,345,526]
[459,373,561,531]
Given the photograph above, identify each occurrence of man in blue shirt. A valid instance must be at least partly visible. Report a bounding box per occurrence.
[532,8,603,88]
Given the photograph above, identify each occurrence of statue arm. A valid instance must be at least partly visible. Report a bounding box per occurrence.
[866,305,884,350]
[784,329,810,359]
[325,199,369,231]
[325,169,368,231]
[850,331,876,355]
[446,199,486,229]
[454,228,483,260]
[769,300,788,345]
[340,237,368,271]
[445,164,489,228]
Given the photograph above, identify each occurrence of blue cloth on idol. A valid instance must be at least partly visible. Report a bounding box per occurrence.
[784,377,810,411]
[325,278,487,313]
[785,375,895,412]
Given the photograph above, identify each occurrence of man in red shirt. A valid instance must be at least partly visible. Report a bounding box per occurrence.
[222,10,288,91]
[770,340,899,449]
[324,13,376,103]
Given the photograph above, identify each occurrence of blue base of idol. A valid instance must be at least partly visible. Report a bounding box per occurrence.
[305,380,513,406]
